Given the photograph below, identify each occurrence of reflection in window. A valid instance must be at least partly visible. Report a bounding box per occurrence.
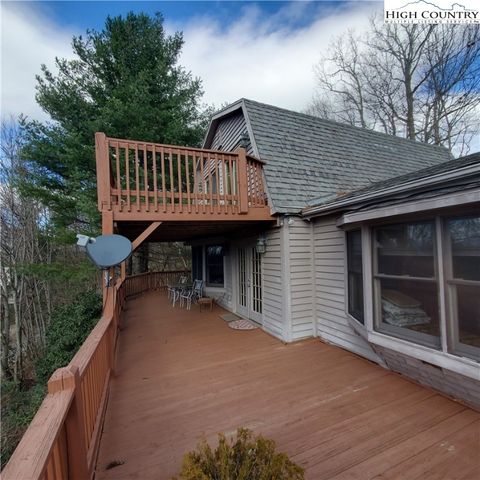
[347,230,364,324]
[206,245,225,287]
[446,215,480,361]
[374,221,440,348]
[192,246,203,281]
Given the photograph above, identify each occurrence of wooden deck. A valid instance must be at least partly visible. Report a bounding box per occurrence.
[96,292,480,480]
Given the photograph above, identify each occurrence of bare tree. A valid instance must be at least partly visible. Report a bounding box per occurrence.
[309,19,480,155]
[0,119,52,380]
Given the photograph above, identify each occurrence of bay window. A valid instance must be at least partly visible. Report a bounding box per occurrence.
[373,221,441,348]
[445,215,480,361]
[341,212,480,363]
[346,230,364,324]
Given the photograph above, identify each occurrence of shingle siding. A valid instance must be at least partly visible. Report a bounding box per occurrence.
[209,110,254,155]
[375,346,480,410]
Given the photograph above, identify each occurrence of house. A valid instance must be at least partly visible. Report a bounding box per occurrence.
[191,99,480,409]
[4,98,479,479]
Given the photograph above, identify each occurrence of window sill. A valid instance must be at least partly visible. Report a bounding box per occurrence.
[367,330,480,380]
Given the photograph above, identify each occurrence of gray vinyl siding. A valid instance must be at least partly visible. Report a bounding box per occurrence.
[288,218,315,340]
[313,216,380,362]
[209,110,254,155]
[262,227,285,339]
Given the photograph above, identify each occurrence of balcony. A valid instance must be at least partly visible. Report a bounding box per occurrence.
[95,134,273,241]
[4,273,478,480]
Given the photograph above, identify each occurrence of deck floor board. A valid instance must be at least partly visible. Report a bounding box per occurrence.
[96,292,480,479]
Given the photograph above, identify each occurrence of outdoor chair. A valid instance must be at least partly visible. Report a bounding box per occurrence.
[192,279,204,303]
[179,288,195,310]
[168,275,188,304]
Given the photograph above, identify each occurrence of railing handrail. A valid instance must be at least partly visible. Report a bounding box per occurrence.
[126,269,190,280]
[2,270,188,480]
[105,135,241,157]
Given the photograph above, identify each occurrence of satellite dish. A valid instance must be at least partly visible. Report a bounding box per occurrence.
[85,234,132,269]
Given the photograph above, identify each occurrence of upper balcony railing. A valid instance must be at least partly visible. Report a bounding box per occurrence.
[95,133,271,220]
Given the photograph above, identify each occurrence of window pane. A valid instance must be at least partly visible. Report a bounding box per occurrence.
[347,230,364,323]
[448,216,480,281]
[376,222,435,278]
[376,277,440,347]
[192,246,203,281]
[452,284,480,358]
[206,245,224,287]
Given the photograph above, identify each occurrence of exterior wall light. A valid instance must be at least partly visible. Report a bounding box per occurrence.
[256,236,267,254]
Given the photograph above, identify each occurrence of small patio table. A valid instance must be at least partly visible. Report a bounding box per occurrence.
[198,297,214,312]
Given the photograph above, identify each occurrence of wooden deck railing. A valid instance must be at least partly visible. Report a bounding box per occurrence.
[95,133,269,219]
[2,270,187,480]
[124,270,190,297]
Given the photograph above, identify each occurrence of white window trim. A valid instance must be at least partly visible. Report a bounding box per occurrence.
[350,211,480,380]
[343,228,368,339]
[338,189,480,227]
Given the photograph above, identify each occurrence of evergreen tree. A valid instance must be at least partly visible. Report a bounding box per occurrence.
[22,12,209,235]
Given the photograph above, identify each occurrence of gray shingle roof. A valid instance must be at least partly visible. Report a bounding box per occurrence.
[306,152,480,209]
[241,99,453,213]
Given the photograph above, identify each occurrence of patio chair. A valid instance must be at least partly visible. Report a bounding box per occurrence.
[179,288,195,310]
[192,279,204,303]
[168,275,188,303]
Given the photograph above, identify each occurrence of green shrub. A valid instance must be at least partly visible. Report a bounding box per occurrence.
[1,381,46,468]
[173,428,304,480]
[35,289,102,383]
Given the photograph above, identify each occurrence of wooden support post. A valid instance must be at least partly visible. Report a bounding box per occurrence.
[132,221,162,251]
[102,211,114,304]
[95,132,111,211]
[120,261,126,281]
[236,147,248,214]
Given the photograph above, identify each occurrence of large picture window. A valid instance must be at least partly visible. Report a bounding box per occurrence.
[373,221,441,348]
[346,230,364,324]
[206,245,225,287]
[445,215,480,361]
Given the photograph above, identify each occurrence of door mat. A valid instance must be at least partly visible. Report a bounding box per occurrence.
[220,313,241,322]
[228,319,258,330]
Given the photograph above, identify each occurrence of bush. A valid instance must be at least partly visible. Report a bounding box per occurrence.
[173,428,304,480]
[1,381,46,468]
[36,290,102,383]
[1,290,102,468]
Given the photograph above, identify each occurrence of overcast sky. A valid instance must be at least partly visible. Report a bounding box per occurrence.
[1,1,379,122]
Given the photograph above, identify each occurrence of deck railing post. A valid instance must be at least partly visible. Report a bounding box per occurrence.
[95,132,111,211]
[47,367,89,480]
[236,147,249,214]
[64,366,89,480]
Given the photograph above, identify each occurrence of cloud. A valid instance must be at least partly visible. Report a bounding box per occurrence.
[171,2,377,110]
[1,1,377,122]
[1,2,77,122]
